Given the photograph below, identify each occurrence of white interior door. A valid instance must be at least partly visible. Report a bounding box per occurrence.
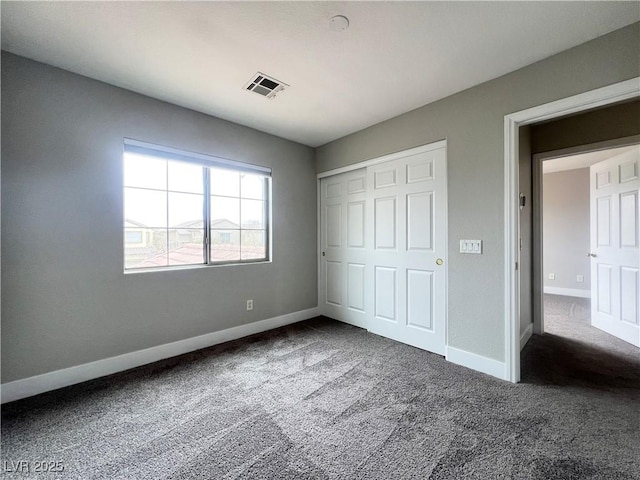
[320,168,369,329]
[590,148,640,347]
[366,149,447,354]
[319,144,447,356]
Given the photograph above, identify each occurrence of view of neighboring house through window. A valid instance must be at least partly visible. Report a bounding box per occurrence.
[123,139,270,270]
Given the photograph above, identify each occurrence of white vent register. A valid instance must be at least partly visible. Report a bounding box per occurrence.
[245,72,288,99]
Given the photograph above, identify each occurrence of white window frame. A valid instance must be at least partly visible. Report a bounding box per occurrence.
[123,138,272,272]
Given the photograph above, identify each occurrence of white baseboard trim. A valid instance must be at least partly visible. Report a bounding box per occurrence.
[544,287,590,298]
[322,314,368,331]
[520,323,533,350]
[445,346,506,381]
[1,307,320,404]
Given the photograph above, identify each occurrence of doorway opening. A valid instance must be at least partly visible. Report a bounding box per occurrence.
[505,80,640,383]
[536,142,640,360]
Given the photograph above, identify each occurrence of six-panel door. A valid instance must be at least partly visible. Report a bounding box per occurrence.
[320,168,369,329]
[590,148,640,347]
[366,149,446,354]
[319,145,447,356]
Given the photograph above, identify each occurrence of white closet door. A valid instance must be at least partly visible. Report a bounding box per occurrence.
[366,148,447,354]
[320,168,369,329]
[590,149,640,347]
[319,144,447,356]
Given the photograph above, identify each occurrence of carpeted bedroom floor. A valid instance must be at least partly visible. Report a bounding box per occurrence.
[2,294,639,479]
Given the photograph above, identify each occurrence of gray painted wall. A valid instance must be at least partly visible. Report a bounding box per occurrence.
[542,168,591,292]
[316,23,640,361]
[1,52,317,383]
[531,100,640,154]
[519,126,533,336]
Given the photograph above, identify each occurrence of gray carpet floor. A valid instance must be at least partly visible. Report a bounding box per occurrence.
[2,296,639,479]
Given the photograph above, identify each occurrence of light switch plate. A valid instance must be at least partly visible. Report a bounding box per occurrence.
[460,239,482,254]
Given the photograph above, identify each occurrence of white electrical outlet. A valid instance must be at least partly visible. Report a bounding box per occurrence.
[548,273,555,280]
[577,275,584,283]
[246,299,253,311]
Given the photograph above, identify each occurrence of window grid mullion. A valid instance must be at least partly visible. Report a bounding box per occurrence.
[165,160,169,267]
[264,178,270,260]
[239,174,243,260]
[204,167,211,265]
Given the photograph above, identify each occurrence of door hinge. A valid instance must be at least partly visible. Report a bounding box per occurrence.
[515,262,519,270]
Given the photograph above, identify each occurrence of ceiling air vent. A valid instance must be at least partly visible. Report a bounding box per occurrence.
[245,72,288,99]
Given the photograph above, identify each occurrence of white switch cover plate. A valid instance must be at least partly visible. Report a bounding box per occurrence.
[460,239,482,254]
[577,275,584,283]
[549,273,555,280]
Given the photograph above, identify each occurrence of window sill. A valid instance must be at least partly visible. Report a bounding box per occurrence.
[123,259,271,275]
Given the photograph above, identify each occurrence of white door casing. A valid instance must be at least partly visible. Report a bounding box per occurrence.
[504,77,640,383]
[590,148,640,347]
[319,143,447,356]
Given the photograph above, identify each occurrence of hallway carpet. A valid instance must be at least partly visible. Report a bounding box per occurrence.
[2,301,639,479]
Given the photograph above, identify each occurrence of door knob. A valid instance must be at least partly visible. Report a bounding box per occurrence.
[322,251,326,256]
[436,258,444,266]
[587,252,597,257]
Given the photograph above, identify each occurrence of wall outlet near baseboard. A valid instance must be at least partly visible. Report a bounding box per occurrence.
[576,275,584,283]
[246,299,253,311]
[548,273,555,280]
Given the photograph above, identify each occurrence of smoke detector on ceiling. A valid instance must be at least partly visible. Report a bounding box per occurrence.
[245,72,288,99]
[329,15,349,32]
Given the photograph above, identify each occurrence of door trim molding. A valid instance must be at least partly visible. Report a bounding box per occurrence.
[504,77,640,383]
[317,140,447,179]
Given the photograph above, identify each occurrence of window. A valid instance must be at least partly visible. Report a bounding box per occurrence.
[125,231,143,244]
[123,139,271,271]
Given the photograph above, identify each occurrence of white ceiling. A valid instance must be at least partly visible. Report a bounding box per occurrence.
[543,145,640,174]
[2,2,639,147]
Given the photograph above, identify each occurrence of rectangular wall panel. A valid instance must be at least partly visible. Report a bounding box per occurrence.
[326,204,342,247]
[597,196,611,247]
[620,267,639,325]
[407,269,433,330]
[375,197,396,249]
[597,264,612,315]
[620,191,638,247]
[326,261,342,306]
[407,192,433,251]
[375,266,396,321]
[374,169,397,189]
[347,202,365,248]
[619,162,638,183]
[407,158,433,183]
[348,263,365,312]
